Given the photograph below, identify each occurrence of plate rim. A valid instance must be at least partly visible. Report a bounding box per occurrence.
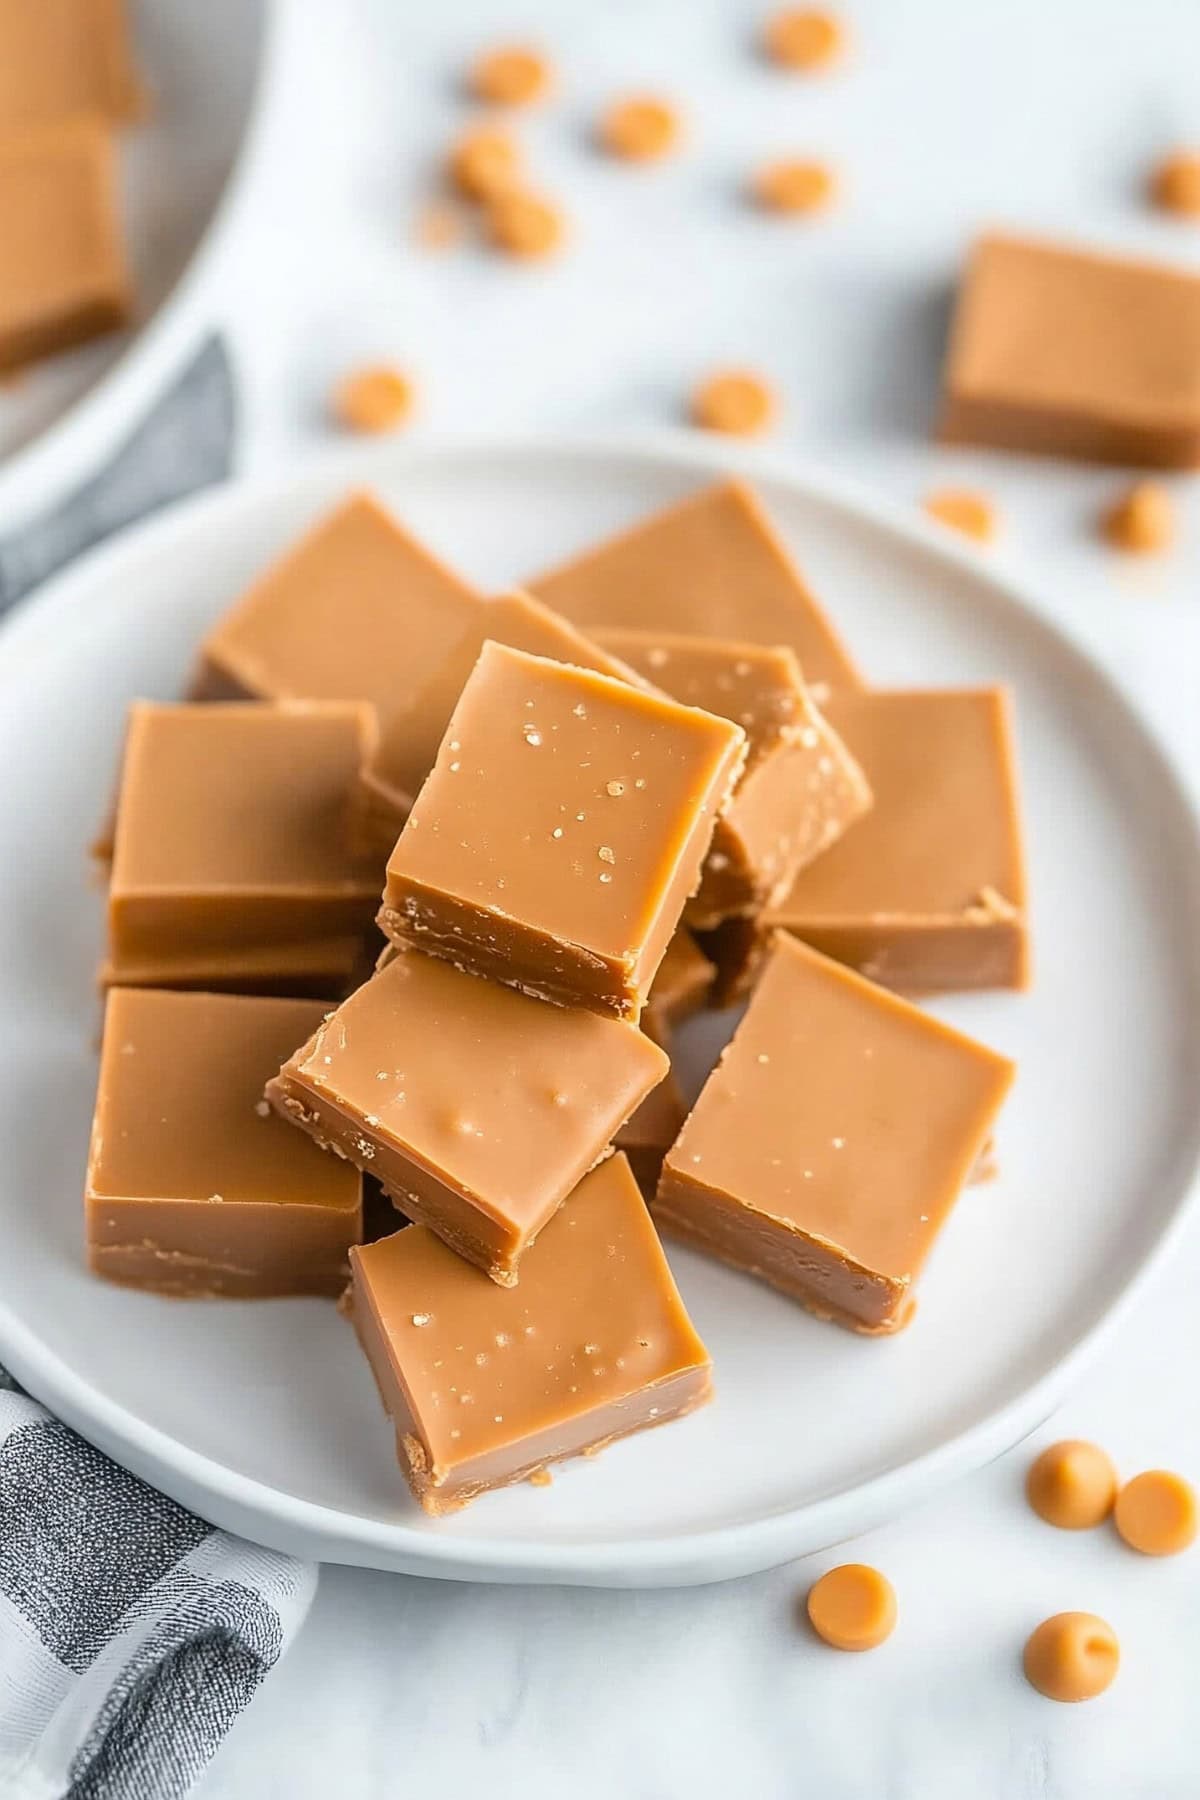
[3,428,1199,1588]
[0,0,281,530]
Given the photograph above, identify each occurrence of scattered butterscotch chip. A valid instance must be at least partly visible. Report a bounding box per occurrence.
[413,203,462,251]
[1101,481,1174,553]
[691,370,777,437]
[598,96,681,163]
[485,189,565,259]
[468,45,551,108]
[751,158,836,215]
[806,1565,897,1651]
[1150,150,1200,219]
[762,8,846,71]
[1026,1440,1118,1531]
[333,367,415,435]
[923,488,999,543]
[448,124,521,201]
[1114,1469,1197,1556]
[1023,1613,1119,1703]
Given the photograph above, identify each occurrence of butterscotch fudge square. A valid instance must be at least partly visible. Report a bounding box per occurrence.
[379,642,747,1019]
[528,479,863,695]
[267,948,668,1285]
[191,491,481,711]
[86,990,362,1297]
[105,702,381,992]
[656,934,1015,1333]
[596,630,871,926]
[0,0,141,132]
[348,1154,712,1514]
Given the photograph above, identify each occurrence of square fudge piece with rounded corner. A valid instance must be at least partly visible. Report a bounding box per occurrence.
[655,934,1015,1334]
[266,948,668,1286]
[378,641,747,1020]
[348,1153,712,1514]
[86,989,362,1297]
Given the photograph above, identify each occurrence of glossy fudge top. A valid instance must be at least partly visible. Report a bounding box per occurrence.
[388,642,746,964]
[0,0,141,133]
[110,701,380,898]
[350,1153,709,1473]
[528,480,863,693]
[664,934,1014,1283]
[768,688,1025,925]
[946,234,1200,432]
[275,949,668,1236]
[366,588,647,817]
[88,988,360,1213]
[197,492,481,713]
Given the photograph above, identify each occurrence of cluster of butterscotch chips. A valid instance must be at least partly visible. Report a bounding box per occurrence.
[802,1440,1194,1702]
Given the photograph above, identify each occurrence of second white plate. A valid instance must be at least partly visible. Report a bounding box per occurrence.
[1,434,1198,1586]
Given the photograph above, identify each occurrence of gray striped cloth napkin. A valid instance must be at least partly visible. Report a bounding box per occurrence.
[0,343,317,1798]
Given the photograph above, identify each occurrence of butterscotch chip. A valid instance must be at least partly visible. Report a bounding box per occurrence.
[923,488,998,543]
[1150,150,1200,218]
[1101,481,1174,553]
[1114,1469,1197,1555]
[448,125,521,201]
[806,1565,896,1650]
[691,370,777,437]
[598,97,681,163]
[486,189,565,259]
[1023,1613,1119,1703]
[333,366,414,435]
[468,45,551,107]
[1026,1440,1118,1530]
[752,158,835,214]
[762,8,846,71]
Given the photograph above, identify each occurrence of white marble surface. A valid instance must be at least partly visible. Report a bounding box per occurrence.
[195,0,1200,1791]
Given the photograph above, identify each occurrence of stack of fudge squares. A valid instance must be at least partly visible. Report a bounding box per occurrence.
[85,479,1026,1515]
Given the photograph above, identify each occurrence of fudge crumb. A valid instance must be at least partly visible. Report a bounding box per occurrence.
[923,488,998,543]
[1101,481,1174,554]
[528,1467,553,1488]
[1149,149,1200,218]
[598,95,681,162]
[467,45,552,108]
[254,1099,271,1118]
[690,369,777,437]
[751,158,836,215]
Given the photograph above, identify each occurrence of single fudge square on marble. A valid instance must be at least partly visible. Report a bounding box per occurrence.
[191,491,481,712]
[595,630,871,926]
[348,1153,712,1514]
[655,934,1014,1334]
[266,947,668,1286]
[764,688,1029,994]
[939,234,1200,469]
[378,642,747,1019]
[360,587,649,844]
[104,701,382,993]
[528,479,863,697]
[0,115,132,374]
[86,989,362,1297]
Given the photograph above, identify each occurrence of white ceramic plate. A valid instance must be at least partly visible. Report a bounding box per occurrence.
[0,0,275,526]
[2,435,1199,1588]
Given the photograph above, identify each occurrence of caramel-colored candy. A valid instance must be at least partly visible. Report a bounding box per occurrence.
[1101,481,1174,554]
[806,1565,896,1650]
[485,189,565,259]
[1026,1440,1118,1530]
[598,97,681,163]
[691,370,777,437]
[1150,150,1200,219]
[448,125,521,201]
[923,488,998,544]
[751,158,835,215]
[332,366,414,435]
[467,45,551,108]
[1023,1613,1119,1703]
[1114,1469,1197,1556]
[762,8,846,71]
